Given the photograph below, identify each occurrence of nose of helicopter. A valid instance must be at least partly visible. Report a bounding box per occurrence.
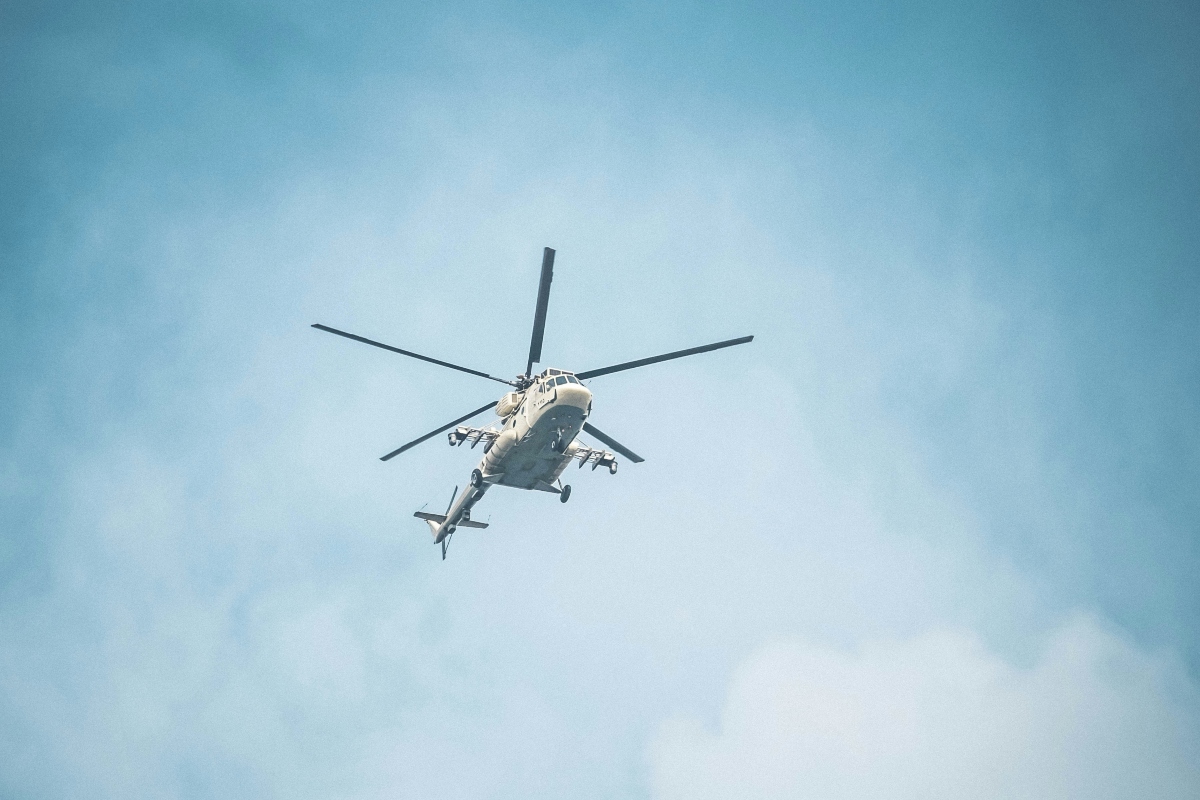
[554,382,591,412]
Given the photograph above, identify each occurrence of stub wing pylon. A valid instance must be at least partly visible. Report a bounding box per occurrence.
[448,426,500,449]
[449,426,620,473]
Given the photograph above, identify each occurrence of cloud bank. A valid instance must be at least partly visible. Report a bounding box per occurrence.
[651,616,1200,800]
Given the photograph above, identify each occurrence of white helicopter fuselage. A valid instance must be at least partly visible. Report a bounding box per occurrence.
[429,371,592,543]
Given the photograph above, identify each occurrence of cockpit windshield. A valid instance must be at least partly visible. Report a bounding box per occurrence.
[538,370,578,387]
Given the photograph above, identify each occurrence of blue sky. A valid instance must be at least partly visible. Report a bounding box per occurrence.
[2,1,1198,797]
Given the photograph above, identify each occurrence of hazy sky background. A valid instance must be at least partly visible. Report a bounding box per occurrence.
[2,1,1198,797]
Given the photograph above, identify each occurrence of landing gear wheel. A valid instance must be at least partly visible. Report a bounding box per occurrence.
[560,484,572,503]
[470,469,483,488]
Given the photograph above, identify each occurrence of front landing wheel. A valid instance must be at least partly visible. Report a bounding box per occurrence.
[560,484,572,503]
[470,469,483,488]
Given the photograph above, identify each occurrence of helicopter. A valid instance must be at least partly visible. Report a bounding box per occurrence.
[313,247,753,558]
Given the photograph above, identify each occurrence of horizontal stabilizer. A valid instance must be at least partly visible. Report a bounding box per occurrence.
[413,511,489,529]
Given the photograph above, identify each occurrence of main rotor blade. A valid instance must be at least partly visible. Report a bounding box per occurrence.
[525,247,555,376]
[380,401,499,461]
[312,324,516,386]
[575,335,754,380]
[582,422,645,463]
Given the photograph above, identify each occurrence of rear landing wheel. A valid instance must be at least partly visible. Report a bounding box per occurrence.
[560,484,572,503]
[470,469,483,488]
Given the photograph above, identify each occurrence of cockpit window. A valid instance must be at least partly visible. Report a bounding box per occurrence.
[555,375,567,386]
[566,375,579,384]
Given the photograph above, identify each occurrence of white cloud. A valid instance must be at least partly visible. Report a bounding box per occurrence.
[650,616,1200,800]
